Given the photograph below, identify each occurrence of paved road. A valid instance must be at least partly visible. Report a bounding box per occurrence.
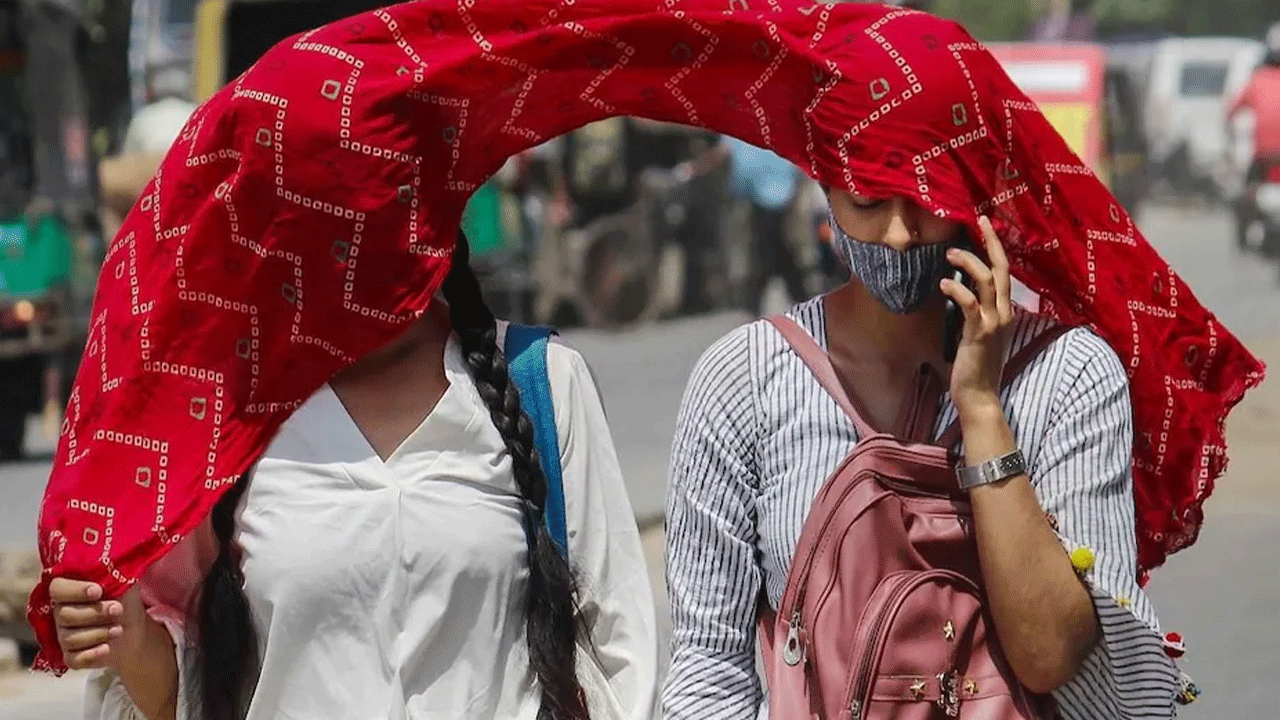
[1,205,1277,718]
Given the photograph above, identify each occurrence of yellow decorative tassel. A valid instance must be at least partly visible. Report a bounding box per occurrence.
[1069,546,1094,574]
[1176,673,1200,705]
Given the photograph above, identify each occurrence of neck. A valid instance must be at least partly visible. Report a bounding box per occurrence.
[333,309,450,386]
[824,280,947,370]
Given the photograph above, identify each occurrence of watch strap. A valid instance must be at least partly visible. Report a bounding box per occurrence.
[956,449,1026,490]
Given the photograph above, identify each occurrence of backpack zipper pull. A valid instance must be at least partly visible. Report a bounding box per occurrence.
[849,699,863,719]
[781,609,804,666]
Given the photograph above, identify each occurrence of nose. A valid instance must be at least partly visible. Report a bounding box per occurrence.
[880,197,920,251]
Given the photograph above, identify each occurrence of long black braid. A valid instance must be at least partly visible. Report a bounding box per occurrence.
[196,474,258,720]
[442,232,591,720]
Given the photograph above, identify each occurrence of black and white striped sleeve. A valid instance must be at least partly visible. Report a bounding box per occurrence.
[660,325,765,720]
[1030,329,1180,719]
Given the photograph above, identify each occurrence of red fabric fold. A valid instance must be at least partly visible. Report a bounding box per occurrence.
[29,0,1264,673]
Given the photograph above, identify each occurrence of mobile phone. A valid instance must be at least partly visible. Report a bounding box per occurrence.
[943,236,976,364]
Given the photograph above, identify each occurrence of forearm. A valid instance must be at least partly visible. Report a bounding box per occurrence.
[958,399,1099,693]
[115,613,180,720]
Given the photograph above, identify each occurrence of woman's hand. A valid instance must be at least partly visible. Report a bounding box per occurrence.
[51,578,150,671]
[940,215,1014,418]
[53,578,180,720]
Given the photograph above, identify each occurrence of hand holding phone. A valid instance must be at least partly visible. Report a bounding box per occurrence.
[942,216,1018,412]
[943,236,976,364]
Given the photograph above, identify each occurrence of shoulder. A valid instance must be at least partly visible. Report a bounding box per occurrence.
[685,299,824,399]
[1013,311,1124,369]
[1059,326,1126,377]
[498,326,609,445]
[545,333,594,386]
[1053,328,1126,384]
[495,321,597,395]
[1011,312,1129,407]
[683,320,767,404]
[693,321,755,376]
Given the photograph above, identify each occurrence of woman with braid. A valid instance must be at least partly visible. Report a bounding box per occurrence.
[46,232,658,720]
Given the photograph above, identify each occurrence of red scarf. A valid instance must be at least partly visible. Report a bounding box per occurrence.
[29,0,1264,672]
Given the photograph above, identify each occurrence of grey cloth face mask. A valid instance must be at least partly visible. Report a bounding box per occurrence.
[829,210,951,314]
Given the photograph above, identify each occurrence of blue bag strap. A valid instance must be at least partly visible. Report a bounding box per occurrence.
[504,323,569,558]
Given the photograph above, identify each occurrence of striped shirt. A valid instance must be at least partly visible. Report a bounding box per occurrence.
[661,297,1179,720]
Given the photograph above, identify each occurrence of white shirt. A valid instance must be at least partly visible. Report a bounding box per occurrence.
[86,328,658,720]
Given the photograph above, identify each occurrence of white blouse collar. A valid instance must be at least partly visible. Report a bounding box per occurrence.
[267,333,491,468]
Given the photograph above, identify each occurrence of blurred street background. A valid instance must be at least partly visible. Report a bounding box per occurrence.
[2,0,1279,717]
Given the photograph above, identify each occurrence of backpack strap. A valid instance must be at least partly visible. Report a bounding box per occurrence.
[504,323,569,558]
[936,323,1072,451]
[767,315,878,440]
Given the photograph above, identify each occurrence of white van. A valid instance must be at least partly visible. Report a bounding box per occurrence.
[1143,37,1265,194]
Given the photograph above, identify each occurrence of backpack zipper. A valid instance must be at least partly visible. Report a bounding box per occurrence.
[782,609,805,666]
[782,475,890,665]
[846,572,917,717]
[846,570,976,718]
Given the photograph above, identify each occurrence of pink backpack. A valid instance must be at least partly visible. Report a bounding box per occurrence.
[759,315,1067,720]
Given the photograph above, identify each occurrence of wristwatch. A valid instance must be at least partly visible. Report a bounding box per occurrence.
[956,449,1026,490]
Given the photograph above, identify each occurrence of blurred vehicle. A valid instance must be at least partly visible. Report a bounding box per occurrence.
[0,0,118,462]
[1142,36,1264,204]
[554,118,737,327]
[1103,37,1159,94]
[1102,64,1151,217]
[1228,108,1280,257]
[615,119,735,321]
[988,42,1149,216]
[1224,24,1280,258]
[556,163,673,328]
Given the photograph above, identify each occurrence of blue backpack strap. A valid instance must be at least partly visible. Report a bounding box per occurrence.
[504,323,569,558]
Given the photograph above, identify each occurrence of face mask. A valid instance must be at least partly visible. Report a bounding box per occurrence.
[829,210,950,314]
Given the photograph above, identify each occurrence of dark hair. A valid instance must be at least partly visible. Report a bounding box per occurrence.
[442,233,590,719]
[194,232,589,720]
[196,474,257,720]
